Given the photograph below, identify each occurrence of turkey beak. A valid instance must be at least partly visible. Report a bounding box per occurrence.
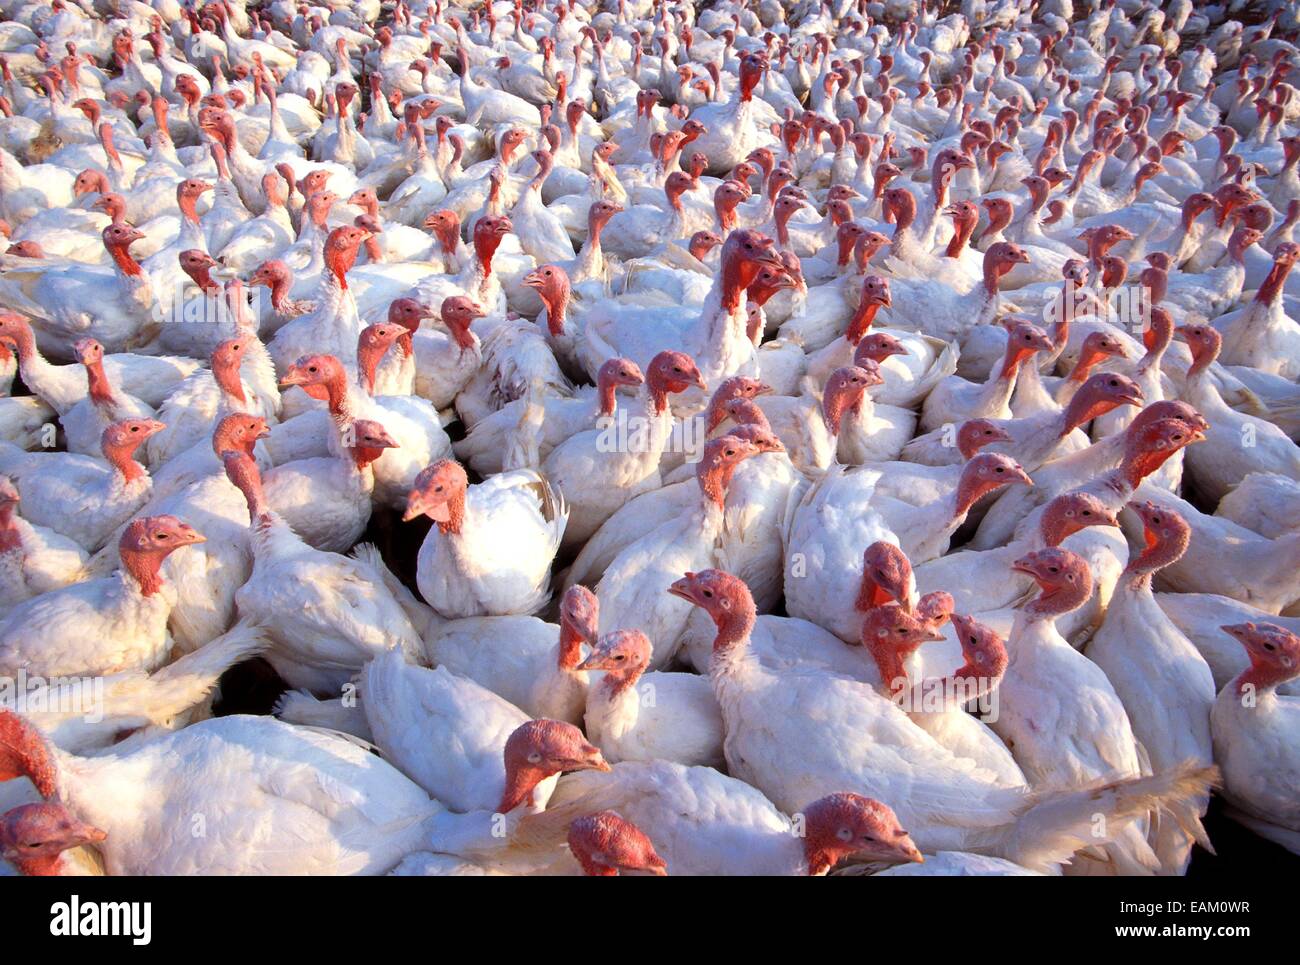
[890,833,924,865]
[565,742,611,773]
[1010,555,1039,577]
[690,369,707,391]
[1010,465,1033,487]
[404,490,450,523]
[754,382,774,396]
[1119,384,1145,407]
[522,270,544,290]
[65,819,109,849]
[666,576,700,606]
[177,524,206,545]
[574,651,608,672]
[401,493,425,522]
[369,429,401,449]
[81,823,109,846]
[279,368,309,387]
[143,420,167,438]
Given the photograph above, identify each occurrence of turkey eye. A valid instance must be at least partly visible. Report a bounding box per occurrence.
[702,589,713,598]
[1264,642,1276,651]
[614,654,625,661]
[1048,566,1059,573]
[995,466,1004,472]
[156,533,169,540]
[970,636,978,645]
[434,485,443,493]
[1082,510,1092,516]
[130,426,139,432]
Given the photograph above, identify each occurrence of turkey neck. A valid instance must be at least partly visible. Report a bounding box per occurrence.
[0,711,59,797]
[696,452,741,514]
[556,619,587,672]
[177,190,203,227]
[621,379,676,470]
[82,355,116,407]
[184,260,220,294]
[266,271,298,313]
[5,325,66,405]
[1054,381,1119,440]
[575,210,610,281]
[104,435,148,485]
[0,500,19,555]
[705,594,758,669]
[527,152,553,194]
[496,757,560,815]
[1021,571,1090,625]
[540,285,569,338]
[821,385,863,438]
[213,355,247,405]
[866,636,922,696]
[1254,254,1296,307]
[845,298,882,344]
[1181,352,1230,420]
[595,368,622,418]
[595,662,644,701]
[317,248,358,338]
[121,543,171,597]
[460,227,503,302]
[1123,531,1187,592]
[1231,653,1297,699]
[983,340,1030,411]
[356,340,391,396]
[3,849,69,876]
[105,239,144,279]
[318,367,359,420]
